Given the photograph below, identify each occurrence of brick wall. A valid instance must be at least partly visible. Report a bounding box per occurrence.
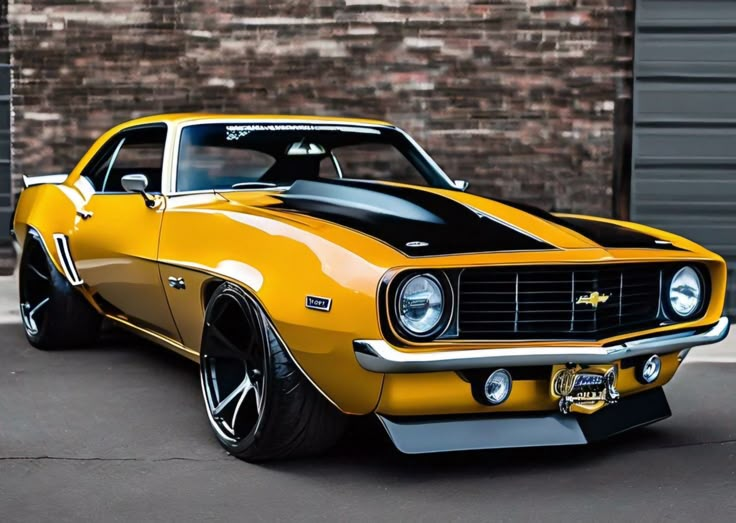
[8,0,632,216]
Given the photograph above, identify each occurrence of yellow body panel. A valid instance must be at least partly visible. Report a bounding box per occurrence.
[69,193,180,339]
[12,113,729,417]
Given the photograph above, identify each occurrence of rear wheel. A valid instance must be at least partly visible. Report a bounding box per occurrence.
[200,283,347,462]
[19,230,101,349]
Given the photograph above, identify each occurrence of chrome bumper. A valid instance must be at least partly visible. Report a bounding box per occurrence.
[354,317,730,374]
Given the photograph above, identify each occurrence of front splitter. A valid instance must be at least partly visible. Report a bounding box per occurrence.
[377,387,671,454]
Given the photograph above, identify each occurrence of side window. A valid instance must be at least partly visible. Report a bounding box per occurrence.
[81,126,167,193]
[318,156,340,179]
[82,138,123,191]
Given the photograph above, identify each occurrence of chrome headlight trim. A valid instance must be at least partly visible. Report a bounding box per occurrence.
[391,271,452,341]
[667,266,703,319]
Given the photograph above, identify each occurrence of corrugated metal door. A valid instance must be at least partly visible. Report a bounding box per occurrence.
[0,2,10,244]
[632,0,736,315]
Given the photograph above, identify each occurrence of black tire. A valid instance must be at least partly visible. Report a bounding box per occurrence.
[200,282,347,462]
[18,230,102,349]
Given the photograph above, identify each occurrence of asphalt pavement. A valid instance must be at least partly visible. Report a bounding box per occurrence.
[1,274,735,522]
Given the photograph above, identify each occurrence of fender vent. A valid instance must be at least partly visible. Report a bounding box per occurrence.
[52,234,83,286]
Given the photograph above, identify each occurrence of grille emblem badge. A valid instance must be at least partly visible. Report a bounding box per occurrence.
[576,291,611,308]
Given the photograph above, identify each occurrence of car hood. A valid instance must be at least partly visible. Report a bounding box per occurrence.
[220,179,685,258]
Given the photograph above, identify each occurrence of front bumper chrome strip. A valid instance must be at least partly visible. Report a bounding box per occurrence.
[354,316,730,373]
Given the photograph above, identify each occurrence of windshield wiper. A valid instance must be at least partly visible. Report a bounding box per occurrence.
[231,182,278,189]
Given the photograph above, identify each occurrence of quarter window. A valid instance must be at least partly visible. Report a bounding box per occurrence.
[330,143,427,186]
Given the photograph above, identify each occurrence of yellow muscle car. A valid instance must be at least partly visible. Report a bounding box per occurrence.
[12,114,729,461]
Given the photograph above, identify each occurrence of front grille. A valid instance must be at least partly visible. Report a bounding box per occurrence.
[458,265,663,340]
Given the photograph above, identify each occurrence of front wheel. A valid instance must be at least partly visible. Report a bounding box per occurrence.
[199,283,347,462]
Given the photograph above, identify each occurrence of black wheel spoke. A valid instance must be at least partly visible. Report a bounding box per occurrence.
[213,373,253,416]
[20,241,52,337]
[207,299,229,326]
[29,297,50,318]
[230,376,261,428]
[200,289,268,444]
[205,323,243,360]
[28,263,49,281]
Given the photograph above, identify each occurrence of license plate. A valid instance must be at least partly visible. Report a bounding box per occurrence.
[552,366,620,415]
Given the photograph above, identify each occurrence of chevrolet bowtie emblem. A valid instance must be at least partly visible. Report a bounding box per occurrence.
[576,291,611,308]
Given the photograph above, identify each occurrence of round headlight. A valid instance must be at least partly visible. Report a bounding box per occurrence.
[669,266,702,318]
[396,274,445,337]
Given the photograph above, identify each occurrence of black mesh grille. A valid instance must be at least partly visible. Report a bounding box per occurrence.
[458,265,662,340]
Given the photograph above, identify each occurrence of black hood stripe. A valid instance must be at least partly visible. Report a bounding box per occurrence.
[495,199,685,251]
[271,180,556,256]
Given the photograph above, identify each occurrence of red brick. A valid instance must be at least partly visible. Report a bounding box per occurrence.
[8,0,632,216]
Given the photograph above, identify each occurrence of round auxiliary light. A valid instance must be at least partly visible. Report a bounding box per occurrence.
[396,274,445,337]
[484,369,513,405]
[668,266,702,318]
[640,354,662,384]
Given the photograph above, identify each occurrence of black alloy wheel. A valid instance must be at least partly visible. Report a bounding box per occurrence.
[201,287,267,445]
[200,283,347,461]
[19,237,52,337]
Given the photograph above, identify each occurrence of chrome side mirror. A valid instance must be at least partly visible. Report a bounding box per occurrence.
[453,179,469,191]
[121,174,156,208]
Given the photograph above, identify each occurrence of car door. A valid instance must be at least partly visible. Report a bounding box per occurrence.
[69,124,181,341]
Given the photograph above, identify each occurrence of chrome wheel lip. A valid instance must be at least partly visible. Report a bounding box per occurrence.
[20,297,50,336]
[200,291,268,445]
[19,241,52,338]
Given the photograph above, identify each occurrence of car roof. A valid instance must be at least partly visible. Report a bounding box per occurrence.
[116,113,395,129]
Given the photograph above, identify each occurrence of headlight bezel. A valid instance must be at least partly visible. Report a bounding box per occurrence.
[664,265,706,320]
[390,271,454,342]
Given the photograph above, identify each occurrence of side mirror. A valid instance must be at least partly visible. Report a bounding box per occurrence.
[121,174,156,208]
[453,179,469,191]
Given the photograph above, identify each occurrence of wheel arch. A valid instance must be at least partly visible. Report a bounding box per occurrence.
[202,278,347,411]
[201,277,225,314]
[13,183,84,279]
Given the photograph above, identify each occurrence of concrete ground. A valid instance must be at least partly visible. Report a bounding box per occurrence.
[0,274,734,522]
[0,244,17,276]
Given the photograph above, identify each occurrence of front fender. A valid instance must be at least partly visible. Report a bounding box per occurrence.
[158,194,389,414]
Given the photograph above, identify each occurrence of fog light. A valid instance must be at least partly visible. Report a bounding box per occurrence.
[484,369,512,405]
[640,355,662,384]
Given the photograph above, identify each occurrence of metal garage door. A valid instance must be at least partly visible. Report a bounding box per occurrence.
[632,0,736,315]
[0,2,10,245]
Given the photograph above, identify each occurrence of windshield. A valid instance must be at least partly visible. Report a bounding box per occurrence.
[175,123,452,192]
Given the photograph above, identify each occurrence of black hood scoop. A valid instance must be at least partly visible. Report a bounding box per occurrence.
[270,180,555,256]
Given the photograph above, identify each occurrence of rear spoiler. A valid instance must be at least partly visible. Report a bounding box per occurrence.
[22,173,68,188]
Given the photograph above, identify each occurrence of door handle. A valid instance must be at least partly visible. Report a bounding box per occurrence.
[76,210,94,220]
